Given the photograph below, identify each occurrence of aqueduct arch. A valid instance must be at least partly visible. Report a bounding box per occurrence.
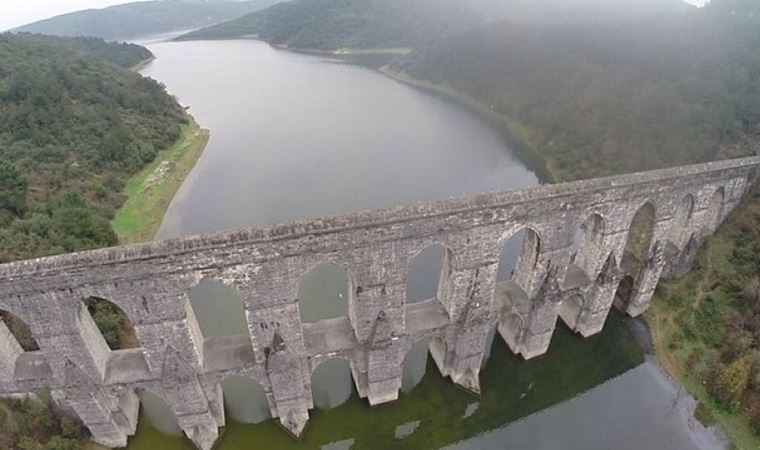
[704,186,726,235]
[0,156,755,449]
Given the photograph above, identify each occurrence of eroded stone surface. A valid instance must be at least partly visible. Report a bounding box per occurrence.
[0,156,757,448]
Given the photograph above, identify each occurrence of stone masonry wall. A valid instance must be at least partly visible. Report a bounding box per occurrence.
[0,156,758,449]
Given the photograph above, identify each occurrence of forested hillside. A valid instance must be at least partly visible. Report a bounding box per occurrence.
[178,0,690,47]
[0,32,191,449]
[182,0,758,180]
[393,4,760,441]
[0,33,186,263]
[396,1,760,180]
[177,0,483,47]
[14,0,282,40]
[9,33,154,67]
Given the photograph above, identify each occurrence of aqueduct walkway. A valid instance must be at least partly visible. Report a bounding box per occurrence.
[0,156,757,449]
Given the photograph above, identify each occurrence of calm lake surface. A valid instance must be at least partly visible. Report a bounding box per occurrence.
[130,39,721,449]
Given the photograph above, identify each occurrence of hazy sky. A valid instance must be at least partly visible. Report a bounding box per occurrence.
[0,0,150,32]
[0,0,713,33]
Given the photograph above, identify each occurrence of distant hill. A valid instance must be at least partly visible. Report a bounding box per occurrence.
[176,0,484,48]
[177,0,693,49]
[393,0,758,180]
[176,0,757,182]
[7,32,154,67]
[14,0,283,40]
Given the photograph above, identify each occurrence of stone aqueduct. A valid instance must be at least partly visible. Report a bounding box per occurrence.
[0,156,758,449]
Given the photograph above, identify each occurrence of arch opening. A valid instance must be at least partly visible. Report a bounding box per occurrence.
[83,297,139,350]
[623,202,656,266]
[299,263,350,323]
[481,324,499,369]
[188,281,248,339]
[402,338,429,393]
[498,313,524,351]
[561,293,586,331]
[497,228,541,282]
[221,376,271,424]
[572,214,606,273]
[0,309,38,352]
[614,276,636,312]
[311,358,353,409]
[684,232,699,256]
[748,167,758,185]
[569,228,583,261]
[406,244,448,304]
[670,232,700,279]
[138,389,182,437]
[668,194,694,249]
[704,187,725,235]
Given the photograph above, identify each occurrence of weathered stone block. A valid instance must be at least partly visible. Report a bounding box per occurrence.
[0,156,754,449]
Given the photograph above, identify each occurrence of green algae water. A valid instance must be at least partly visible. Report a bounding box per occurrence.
[127,313,643,449]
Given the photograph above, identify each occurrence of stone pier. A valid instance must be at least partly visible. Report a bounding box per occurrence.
[0,156,757,448]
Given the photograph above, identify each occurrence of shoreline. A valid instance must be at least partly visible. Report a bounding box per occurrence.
[271,43,413,56]
[130,55,156,72]
[376,65,558,184]
[172,37,556,183]
[372,62,757,449]
[646,186,760,450]
[373,61,751,449]
[121,37,755,448]
[111,116,209,244]
[171,36,557,184]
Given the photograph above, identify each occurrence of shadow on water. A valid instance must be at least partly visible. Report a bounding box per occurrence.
[127,311,643,449]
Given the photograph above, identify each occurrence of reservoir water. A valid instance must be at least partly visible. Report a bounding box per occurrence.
[129,39,722,449]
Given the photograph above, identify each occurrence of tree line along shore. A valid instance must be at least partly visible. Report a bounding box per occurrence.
[0,32,209,450]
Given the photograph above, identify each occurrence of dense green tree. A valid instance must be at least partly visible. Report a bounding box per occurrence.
[710,358,752,411]
[84,298,135,350]
[0,32,189,448]
[0,33,186,262]
[15,0,281,41]
[0,161,27,220]
[180,0,690,46]
[49,193,118,252]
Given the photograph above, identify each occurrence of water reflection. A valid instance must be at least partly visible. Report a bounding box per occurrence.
[138,38,539,425]
[445,360,725,450]
[189,282,248,338]
[406,245,447,303]
[127,313,648,450]
[311,359,353,410]
[222,377,271,424]
[123,37,719,450]
[401,339,429,393]
[138,390,182,437]
[299,264,349,324]
[498,230,526,281]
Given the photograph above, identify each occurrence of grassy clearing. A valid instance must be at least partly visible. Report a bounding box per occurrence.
[648,181,760,450]
[112,118,209,244]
